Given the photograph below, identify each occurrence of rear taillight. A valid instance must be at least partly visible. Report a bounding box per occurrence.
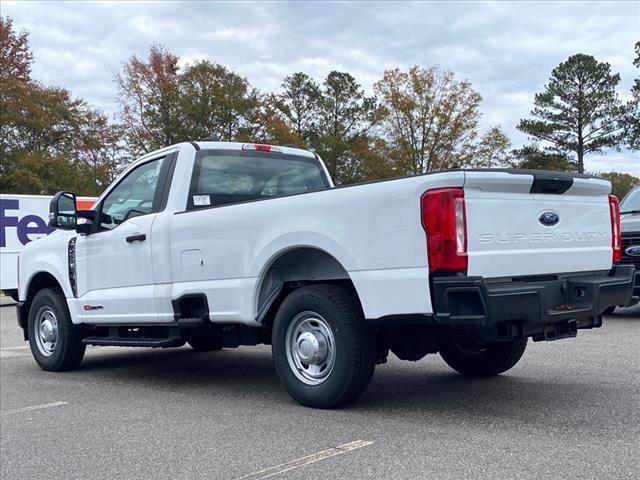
[421,188,467,273]
[608,194,622,263]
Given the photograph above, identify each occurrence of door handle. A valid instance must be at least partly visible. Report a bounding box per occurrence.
[126,234,146,243]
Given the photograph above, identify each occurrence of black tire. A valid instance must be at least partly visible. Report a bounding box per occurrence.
[27,288,86,372]
[186,334,223,352]
[272,284,376,409]
[602,306,616,315]
[439,338,527,377]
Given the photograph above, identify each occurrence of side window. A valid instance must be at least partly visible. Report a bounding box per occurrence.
[99,158,164,229]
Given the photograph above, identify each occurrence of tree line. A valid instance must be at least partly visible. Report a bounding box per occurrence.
[1,16,638,198]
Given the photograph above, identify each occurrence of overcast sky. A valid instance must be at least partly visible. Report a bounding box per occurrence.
[4,0,639,175]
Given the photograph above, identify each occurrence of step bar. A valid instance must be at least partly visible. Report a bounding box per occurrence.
[82,336,185,348]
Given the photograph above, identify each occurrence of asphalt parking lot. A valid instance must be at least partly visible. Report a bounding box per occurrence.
[1,299,638,480]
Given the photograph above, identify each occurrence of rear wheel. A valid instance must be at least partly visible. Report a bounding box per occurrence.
[439,338,527,377]
[27,288,86,371]
[272,284,376,408]
[602,306,616,315]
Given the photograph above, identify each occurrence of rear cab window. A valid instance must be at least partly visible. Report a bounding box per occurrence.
[187,150,329,210]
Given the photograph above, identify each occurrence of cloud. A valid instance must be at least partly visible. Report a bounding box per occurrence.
[4,0,639,175]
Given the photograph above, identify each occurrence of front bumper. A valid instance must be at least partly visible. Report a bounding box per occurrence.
[432,265,636,341]
[620,230,640,297]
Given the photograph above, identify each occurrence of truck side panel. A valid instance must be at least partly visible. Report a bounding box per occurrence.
[164,171,464,323]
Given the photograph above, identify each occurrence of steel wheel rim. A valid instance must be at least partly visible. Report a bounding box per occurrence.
[285,311,336,386]
[34,307,58,356]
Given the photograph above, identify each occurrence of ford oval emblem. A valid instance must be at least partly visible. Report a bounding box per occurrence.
[538,211,560,227]
[626,245,640,257]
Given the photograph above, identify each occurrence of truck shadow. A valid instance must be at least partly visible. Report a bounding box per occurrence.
[71,343,636,431]
[612,304,640,317]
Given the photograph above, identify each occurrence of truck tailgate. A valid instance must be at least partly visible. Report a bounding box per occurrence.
[464,171,613,278]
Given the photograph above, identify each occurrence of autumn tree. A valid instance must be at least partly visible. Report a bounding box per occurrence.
[115,50,267,152]
[518,54,628,174]
[0,80,119,195]
[114,44,182,156]
[468,126,512,168]
[599,172,639,200]
[0,85,77,193]
[269,71,391,182]
[512,145,576,172]
[250,94,300,146]
[0,17,33,82]
[276,72,321,146]
[179,61,260,142]
[341,136,398,183]
[314,71,381,183]
[375,66,481,174]
[1,15,119,195]
[72,111,126,194]
[626,42,640,150]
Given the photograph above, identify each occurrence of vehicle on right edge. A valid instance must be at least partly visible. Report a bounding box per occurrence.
[619,185,640,302]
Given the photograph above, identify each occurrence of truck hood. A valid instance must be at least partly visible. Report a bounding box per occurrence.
[621,213,640,234]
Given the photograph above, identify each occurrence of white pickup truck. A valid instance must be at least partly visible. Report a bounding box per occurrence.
[16,142,636,408]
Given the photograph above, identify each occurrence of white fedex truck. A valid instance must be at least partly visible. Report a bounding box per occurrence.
[0,194,94,299]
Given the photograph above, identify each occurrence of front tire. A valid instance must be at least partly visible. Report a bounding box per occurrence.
[272,285,376,408]
[439,338,527,377]
[27,288,86,371]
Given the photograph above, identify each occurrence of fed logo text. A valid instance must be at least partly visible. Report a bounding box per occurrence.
[0,199,53,248]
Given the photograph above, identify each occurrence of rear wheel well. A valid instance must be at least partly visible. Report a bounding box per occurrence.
[256,248,362,332]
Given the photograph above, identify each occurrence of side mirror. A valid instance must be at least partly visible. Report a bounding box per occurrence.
[76,209,96,235]
[49,192,77,230]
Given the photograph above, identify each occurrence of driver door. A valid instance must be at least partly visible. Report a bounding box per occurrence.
[74,153,175,324]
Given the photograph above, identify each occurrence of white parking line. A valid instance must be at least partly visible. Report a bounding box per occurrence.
[0,401,68,416]
[235,440,374,480]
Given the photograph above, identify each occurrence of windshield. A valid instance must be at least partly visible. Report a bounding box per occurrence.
[188,150,329,209]
[620,186,640,213]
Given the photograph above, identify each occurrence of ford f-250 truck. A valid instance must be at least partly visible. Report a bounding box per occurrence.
[15,142,636,408]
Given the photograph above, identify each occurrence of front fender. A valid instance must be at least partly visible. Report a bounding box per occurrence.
[20,264,72,301]
[18,232,74,301]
